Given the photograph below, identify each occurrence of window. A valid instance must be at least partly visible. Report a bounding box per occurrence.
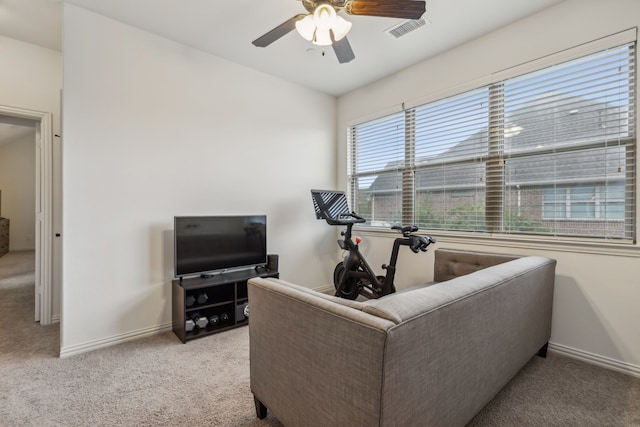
[349,112,405,226]
[544,184,626,220]
[348,39,636,242]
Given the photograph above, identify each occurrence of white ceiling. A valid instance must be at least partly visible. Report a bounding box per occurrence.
[0,0,565,96]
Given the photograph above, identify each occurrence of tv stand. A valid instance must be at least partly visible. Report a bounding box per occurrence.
[172,267,278,343]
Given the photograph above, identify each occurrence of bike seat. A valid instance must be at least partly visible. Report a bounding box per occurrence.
[392,224,419,236]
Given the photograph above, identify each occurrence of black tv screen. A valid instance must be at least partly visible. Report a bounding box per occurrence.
[174,215,267,277]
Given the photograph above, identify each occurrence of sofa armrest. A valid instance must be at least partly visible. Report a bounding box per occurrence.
[248,277,394,427]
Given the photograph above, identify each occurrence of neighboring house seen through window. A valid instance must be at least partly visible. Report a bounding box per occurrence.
[543,184,626,220]
[348,40,636,242]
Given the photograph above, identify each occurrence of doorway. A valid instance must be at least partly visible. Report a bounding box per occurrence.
[0,106,54,325]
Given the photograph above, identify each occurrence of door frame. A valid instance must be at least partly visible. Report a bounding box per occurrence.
[0,104,53,325]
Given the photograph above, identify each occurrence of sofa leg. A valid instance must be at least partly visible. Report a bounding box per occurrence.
[537,342,549,358]
[254,396,268,419]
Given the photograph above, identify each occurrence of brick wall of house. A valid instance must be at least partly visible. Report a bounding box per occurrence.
[367,187,626,238]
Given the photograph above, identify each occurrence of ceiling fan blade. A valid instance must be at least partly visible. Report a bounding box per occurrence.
[332,36,355,64]
[252,14,306,47]
[346,0,426,20]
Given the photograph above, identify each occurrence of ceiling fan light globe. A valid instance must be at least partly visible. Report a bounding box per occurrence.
[331,16,352,41]
[295,14,316,41]
[313,28,333,46]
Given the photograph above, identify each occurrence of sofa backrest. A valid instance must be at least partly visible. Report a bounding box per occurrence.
[361,255,553,324]
[433,248,521,282]
[377,255,556,426]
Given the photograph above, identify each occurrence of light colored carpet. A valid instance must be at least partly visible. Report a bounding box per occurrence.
[0,250,59,361]
[1,250,639,426]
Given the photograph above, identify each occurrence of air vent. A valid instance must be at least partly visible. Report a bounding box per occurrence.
[385,18,429,39]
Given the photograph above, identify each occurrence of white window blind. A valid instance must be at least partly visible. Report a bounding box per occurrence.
[499,43,635,240]
[348,39,636,242]
[412,88,489,231]
[348,112,405,225]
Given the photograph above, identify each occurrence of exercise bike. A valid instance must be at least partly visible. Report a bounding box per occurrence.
[311,189,436,300]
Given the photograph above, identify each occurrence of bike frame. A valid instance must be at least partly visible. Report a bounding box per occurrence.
[336,221,417,299]
[310,189,434,300]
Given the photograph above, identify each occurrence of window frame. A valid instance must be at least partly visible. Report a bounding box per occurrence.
[346,33,637,246]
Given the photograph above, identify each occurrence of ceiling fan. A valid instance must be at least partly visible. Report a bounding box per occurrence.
[252,0,426,64]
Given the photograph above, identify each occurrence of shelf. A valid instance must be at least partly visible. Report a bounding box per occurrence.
[185,300,234,313]
[172,267,278,343]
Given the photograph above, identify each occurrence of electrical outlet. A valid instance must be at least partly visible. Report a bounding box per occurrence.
[26,234,33,241]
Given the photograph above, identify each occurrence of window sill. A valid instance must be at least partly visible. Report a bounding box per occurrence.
[354,226,640,258]
[541,218,626,222]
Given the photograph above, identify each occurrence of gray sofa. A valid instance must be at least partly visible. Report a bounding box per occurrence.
[248,248,556,426]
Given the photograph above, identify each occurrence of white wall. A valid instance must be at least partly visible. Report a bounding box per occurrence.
[61,4,337,354]
[0,36,62,127]
[338,0,640,375]
[0,131,36,250]
[0,35,62,320]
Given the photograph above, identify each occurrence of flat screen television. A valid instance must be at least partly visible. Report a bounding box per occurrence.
[174,215,267,278]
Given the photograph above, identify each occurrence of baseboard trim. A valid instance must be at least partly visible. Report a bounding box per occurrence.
[59,321,173,358]
[549,341,640,379]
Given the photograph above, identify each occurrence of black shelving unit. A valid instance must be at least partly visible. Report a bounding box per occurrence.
[172,268,278,343]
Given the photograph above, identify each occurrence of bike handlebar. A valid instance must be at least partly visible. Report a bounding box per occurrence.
[409,235,437,253]
[323,211,367,226]
[323,214,437,254]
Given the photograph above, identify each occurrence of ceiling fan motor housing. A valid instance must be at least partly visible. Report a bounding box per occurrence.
[302,0,348,14]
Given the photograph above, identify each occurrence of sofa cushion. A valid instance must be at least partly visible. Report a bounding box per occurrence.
[433,248,520,282]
